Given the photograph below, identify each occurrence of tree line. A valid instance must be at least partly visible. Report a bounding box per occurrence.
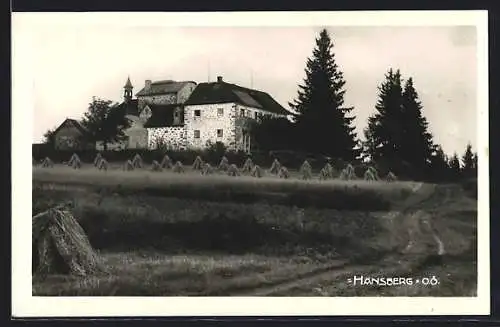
[42,28,477,182]
[251,29,477,182]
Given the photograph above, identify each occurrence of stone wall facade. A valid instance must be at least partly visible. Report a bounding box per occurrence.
[147,126,186,150]
[137,94,177,111]
[177,82,197,104]
[184,103,237,150]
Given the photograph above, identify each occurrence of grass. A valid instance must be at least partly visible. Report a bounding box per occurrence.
[32,165,477,297]
[33,165,419,211]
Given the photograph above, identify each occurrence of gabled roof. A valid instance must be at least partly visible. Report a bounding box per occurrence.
[53,118,89,136]
[143,104,184,128]
[114,99,139,116]
[136,80,196,97]
[184,81,290,116]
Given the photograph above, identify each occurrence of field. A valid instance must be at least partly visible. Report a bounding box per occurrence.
[32,163,478,296]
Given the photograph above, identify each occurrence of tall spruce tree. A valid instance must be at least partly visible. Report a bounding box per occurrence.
[363,70,435,178]
[461,142,475,178]
[429,145,450,181]
[289,29,359,161]
[400,78,435,171]
[362,68,404,165]
[449,152,461,180]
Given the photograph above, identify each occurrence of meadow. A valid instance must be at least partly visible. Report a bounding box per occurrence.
[32,162,477,297]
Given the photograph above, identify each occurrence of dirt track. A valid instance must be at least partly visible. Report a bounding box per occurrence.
[232,183,463,296]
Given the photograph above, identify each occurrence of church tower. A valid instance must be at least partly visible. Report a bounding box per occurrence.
[124,76,133,103]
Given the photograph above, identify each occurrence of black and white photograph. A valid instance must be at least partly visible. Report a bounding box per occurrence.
[13,10,489,317]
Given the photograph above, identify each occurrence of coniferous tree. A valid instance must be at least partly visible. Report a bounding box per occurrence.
[400,77,435,173]
[429,145,450,181]
[449,152,461,180]
[362,68,404,168]
[363,70,436,179]
[289,28,359,161]
[472,151,478,172]
[461,142,475,178]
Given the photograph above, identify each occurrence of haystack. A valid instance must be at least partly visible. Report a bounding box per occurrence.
[364,169,377,181]
[173,161,184,173]
[340,164,355,180]
[32,205,102,276]
[151,160,162,172]
[93,153,103,167]
[386,171,397,182]
[218,156,230,171]
[123,159,134,171]
[41,157,54,168]
[269,159,281,175]
[68,153,82,169]
[299,160,313,180]
[278,166,290,179]
[192,156,204,170]
[97,158,108,171]
[319,163,334,180]
[227,164,240,177]
[132,154,143,169]
[251,165,263,178]
[160,154,173,169]
[201,163,214,175]
[241,158,254,174]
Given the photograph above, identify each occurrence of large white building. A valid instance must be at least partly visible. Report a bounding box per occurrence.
[99,75,290,152]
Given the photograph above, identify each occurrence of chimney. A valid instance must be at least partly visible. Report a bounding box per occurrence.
[217,76,223,83]
[145,80,152,90]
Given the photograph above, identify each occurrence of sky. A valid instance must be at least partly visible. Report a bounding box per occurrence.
[22,19,478,156]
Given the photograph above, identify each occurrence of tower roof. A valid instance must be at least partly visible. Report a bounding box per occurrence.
[124,76,133,89]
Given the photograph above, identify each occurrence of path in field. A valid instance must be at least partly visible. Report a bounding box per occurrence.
[233,182,455,296]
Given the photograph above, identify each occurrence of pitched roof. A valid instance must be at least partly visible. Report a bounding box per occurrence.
[124,76,133,89]
[184,81,290,115]
[143,104,184,128]
[114,99,139,116]
[135,80,196,97]
[53,118,89,136]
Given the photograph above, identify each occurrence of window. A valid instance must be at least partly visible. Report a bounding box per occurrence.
[194,110,201,117]
[194,130,200,139]
[217,108,224,117]
[246,110,251,117]
[240,109,245,117]
[254,112,259,119]
[217,129,223,138]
